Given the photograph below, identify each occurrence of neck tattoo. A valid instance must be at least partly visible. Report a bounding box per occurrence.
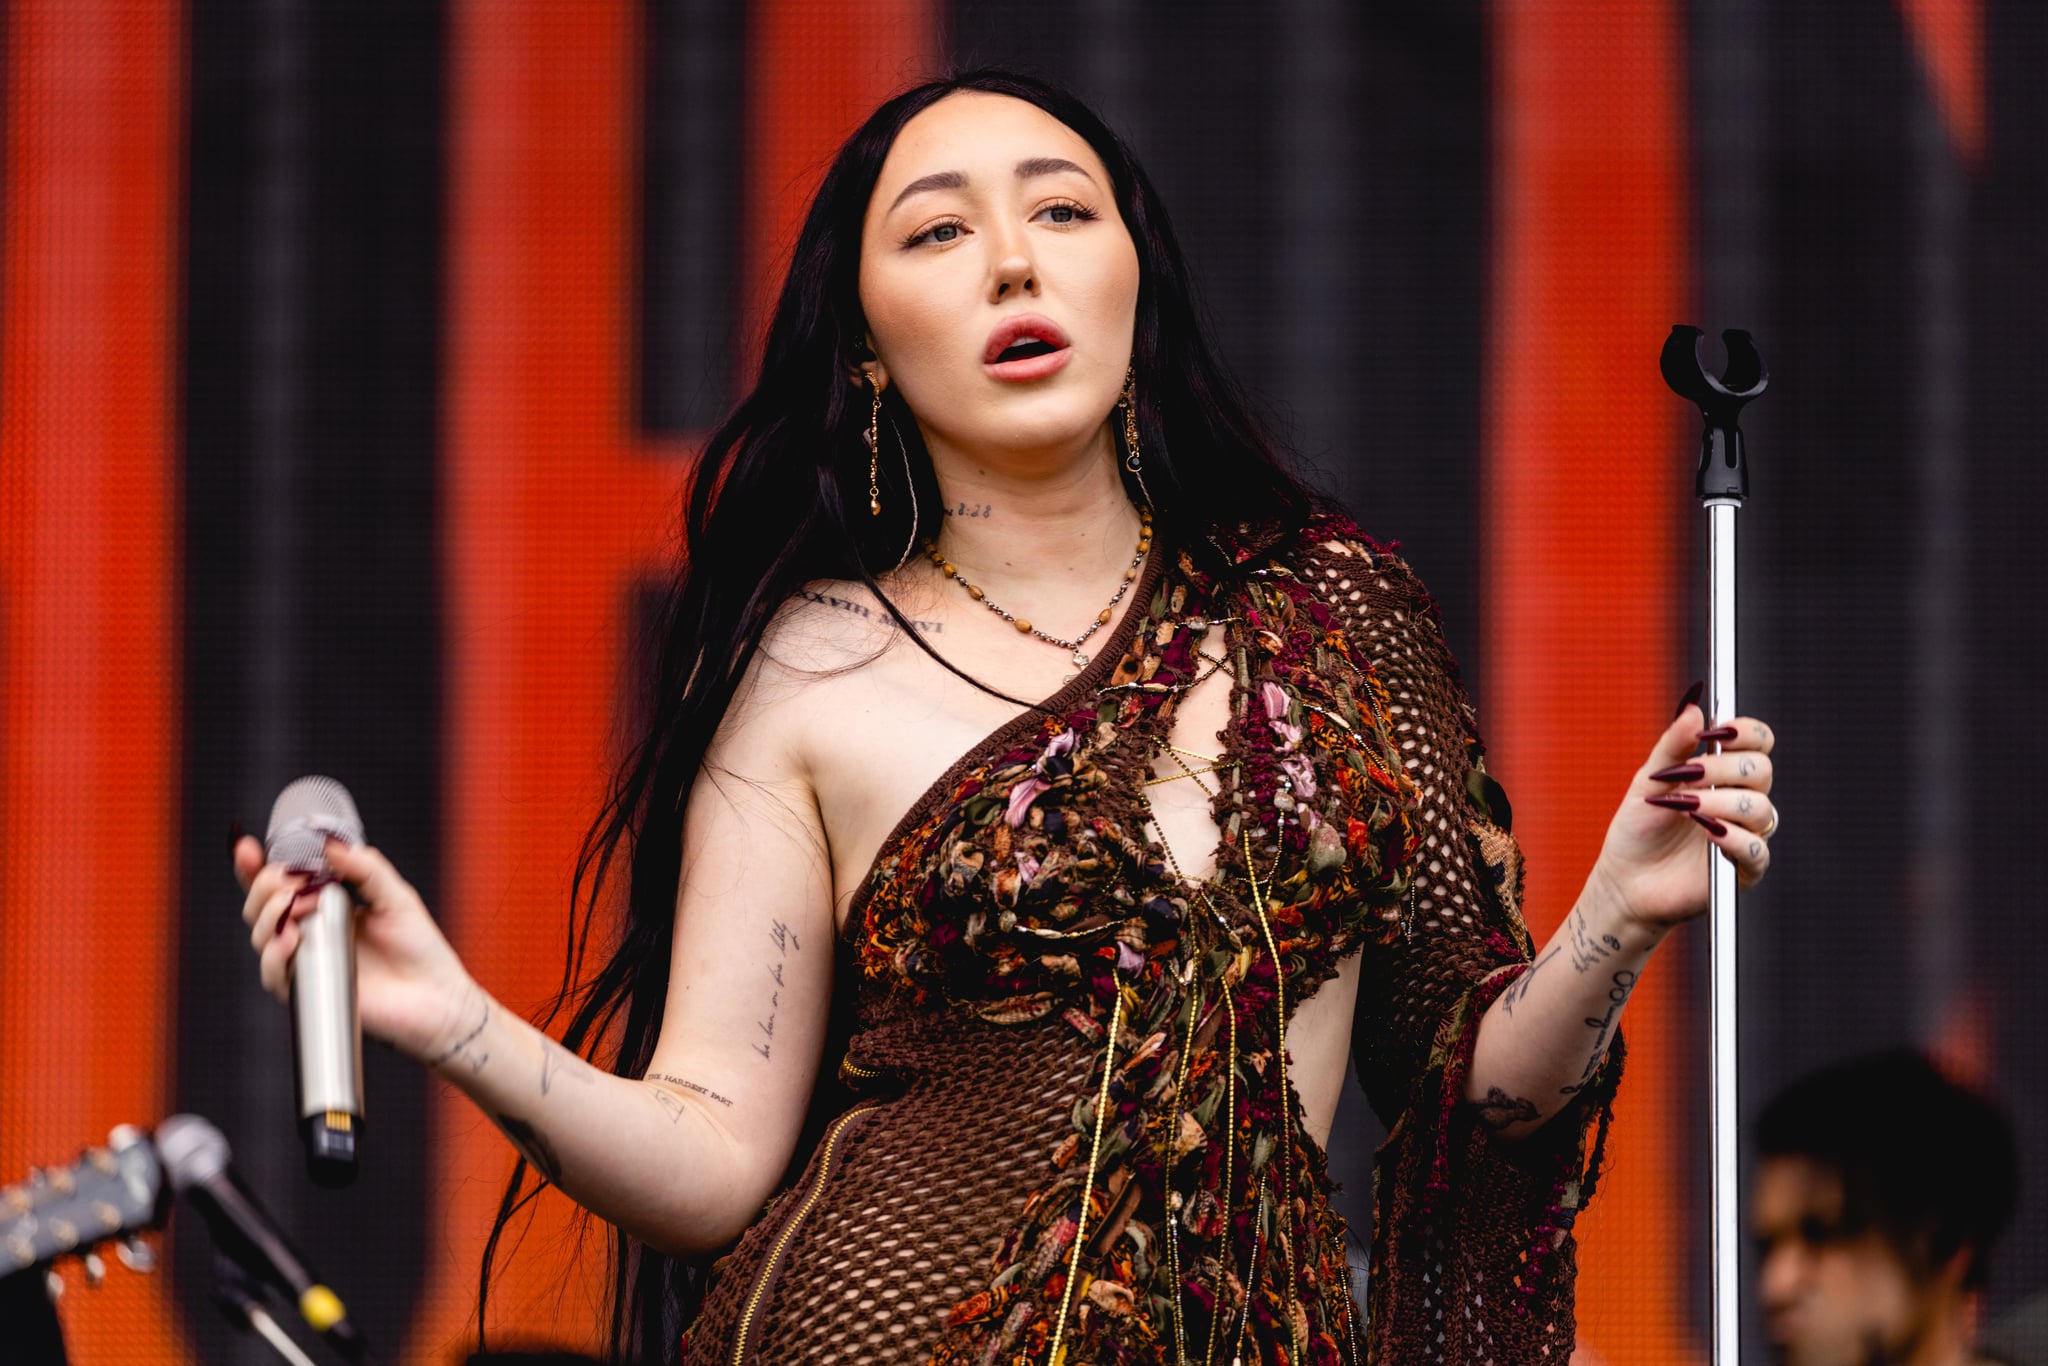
[924,505,1152,670]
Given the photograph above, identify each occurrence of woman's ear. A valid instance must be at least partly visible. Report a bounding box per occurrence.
[855,358,890,393]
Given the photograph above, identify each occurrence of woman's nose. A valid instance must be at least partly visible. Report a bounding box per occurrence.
[987,230,1038,302]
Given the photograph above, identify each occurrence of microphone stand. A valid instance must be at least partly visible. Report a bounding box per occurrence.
[212,1253,320,1366]
[1662,325,1768,1366]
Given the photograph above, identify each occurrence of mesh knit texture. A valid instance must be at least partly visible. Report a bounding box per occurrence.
[683,515,1617,1365]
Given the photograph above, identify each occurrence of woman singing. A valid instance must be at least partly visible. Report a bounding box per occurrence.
[237,71,1778,1365]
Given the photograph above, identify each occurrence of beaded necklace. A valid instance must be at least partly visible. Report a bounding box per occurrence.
[923,505,1152,670]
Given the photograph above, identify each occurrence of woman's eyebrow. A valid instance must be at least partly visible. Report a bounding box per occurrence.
[887,158,1096,213]
[1014,156,1093,184]
[888,169,967,212]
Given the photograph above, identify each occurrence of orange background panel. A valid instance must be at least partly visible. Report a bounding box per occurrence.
[0,0,188,1359]
[1486,1,1695,1361]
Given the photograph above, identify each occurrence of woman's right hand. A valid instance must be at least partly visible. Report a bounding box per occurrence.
[236,835,479,1065]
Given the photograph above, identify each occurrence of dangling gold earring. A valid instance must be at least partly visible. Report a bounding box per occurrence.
[1117,367,1141,472]
[864,372,883,516]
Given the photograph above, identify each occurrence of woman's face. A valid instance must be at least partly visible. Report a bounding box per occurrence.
[858,91,1141,468]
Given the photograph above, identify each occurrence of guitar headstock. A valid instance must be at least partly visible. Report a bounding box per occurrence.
[1,1126,166,1285]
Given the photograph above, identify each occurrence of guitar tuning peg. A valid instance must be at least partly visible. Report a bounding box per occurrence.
[106,1124,144,1150]
[117,1236,156,1274]
[83,1251,106,1287]
[44,1268,63,1301]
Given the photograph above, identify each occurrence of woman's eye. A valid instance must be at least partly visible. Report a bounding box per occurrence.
[1037,202,1097,226]
[930,223,961,243]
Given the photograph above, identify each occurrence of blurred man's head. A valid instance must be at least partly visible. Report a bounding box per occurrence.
[1754,1050,2017,1366]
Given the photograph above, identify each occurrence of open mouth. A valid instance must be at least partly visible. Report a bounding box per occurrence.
[995,338,1060,364]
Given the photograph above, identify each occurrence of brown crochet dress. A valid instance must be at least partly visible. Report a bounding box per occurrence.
[683,514,1619,1365]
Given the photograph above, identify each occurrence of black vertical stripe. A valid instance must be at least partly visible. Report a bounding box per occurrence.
[642,0,747,433]
[179,3,445,1359]
[1972,0,2048,1320]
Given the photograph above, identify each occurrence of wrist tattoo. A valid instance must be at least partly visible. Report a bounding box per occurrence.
[649,1072,734,1108]
[429,996,491,1074]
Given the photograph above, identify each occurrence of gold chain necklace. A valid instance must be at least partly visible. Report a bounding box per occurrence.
[923,505,1152,670]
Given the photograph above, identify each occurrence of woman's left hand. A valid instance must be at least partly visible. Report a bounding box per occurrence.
[1585,696,1778,932]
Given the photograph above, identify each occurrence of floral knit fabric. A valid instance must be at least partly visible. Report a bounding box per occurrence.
[683,513,1619,1365]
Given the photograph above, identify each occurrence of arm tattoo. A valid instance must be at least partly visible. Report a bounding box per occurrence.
[539,1040,595,1097]
[1501,945,1560,1016]
[428,997,491,1074]
[649,1072,734,1108]
[1476,1087,1542,1131]
[648,1085,686,1125]
[494,1113,562,1184]
[756,919,801,1061]
[1561,969,1639,1094]
[1566,906,1622,974]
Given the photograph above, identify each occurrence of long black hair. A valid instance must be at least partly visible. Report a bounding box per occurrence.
[476,68,1321,1361]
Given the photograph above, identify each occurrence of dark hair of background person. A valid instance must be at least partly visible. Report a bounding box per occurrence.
[472,68,1321,1360]
[1757,1049,2019,1293]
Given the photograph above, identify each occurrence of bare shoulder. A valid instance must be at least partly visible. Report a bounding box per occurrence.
[713,573,942,759]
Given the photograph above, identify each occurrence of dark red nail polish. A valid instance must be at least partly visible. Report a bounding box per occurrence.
[1674,681,1704,718]
[1649,763,1706,783]
[1689,812,1729,837]
[1697,725,1739,743]
[1645,792,1701,810]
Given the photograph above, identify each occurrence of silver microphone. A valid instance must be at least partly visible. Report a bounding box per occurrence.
[264,777,365,1187]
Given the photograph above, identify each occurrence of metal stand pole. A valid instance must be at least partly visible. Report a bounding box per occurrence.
[1707,499,1741,1365]
[1663,326,1768,1366]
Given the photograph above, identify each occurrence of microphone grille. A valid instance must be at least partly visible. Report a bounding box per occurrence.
[154,1113,232,1191]
[264,776,365,871]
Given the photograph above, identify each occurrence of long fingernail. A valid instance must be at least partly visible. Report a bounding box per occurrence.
[1689,812,1729,837]
[228,820,246,853]
[1674,681,1704,718]
[1649,763,1706,783]
[1645,792,1700,810]
[1697,726,1739,743]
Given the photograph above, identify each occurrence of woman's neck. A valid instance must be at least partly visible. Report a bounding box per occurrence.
[923,427,1143,596]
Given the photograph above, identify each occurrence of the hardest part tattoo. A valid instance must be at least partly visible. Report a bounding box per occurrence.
[649,1072,735,1108]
